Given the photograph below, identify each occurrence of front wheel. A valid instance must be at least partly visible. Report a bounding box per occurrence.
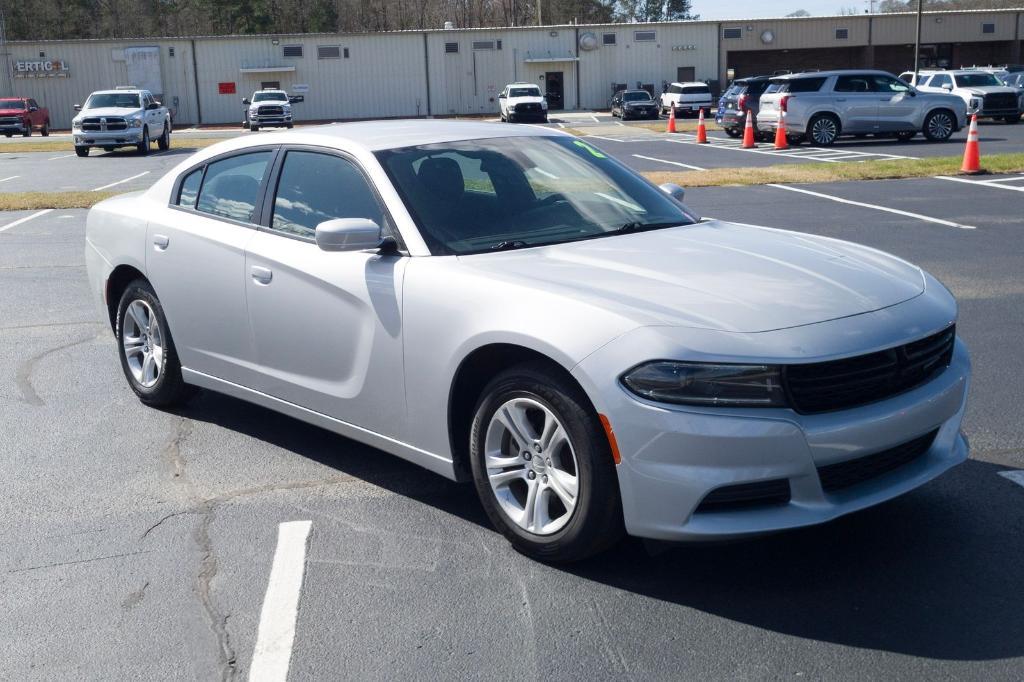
[808,114,840,146]
[115,280,190,407]
[137,127,150,155]
[923,110,955,141]
[75,146,89,157]
[1004,115,1020,125]
[724,127,742,138]
[469,362,624,562]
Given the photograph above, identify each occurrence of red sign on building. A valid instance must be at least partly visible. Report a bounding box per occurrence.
[218,82,236,94]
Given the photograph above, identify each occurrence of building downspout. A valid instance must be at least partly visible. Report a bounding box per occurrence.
[190,39,202,126]
[423,33,432,117]
[1013,12,1022,64]
[574,25,581,110]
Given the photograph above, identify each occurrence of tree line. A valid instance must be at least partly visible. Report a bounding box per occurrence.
[2,0,695,41]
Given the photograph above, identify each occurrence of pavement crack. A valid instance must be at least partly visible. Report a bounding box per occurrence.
[195,501,237,682]
[164,416,194,484]
[14,332,103,406]
[7,549,157,574]
[141,510,194,540]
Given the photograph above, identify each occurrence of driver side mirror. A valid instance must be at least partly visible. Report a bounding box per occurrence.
[242,98,251,105]
[942,83,953,91]
[29,106,38,112]
[659,183,686,203]
[498,93,505,99]
[315,218,384,252]
[73,104,81,111]
[288,95,304,104]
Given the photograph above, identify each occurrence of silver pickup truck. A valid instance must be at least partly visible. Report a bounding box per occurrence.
[756,70,967,146]
[72,87,171,157]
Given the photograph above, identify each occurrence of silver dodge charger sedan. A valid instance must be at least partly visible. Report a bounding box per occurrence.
[85,121,970,562]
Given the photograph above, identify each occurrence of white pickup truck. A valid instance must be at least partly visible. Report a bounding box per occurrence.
[72,87,171,157]
[659,82,713,117]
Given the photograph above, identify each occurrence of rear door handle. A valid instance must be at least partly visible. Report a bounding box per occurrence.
[153,234,169,250]
[835,98,847,102]
[251,265,273,284]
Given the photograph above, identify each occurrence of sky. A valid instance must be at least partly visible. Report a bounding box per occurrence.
[689,0,869,20]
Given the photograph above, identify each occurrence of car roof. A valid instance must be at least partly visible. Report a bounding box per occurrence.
[621,89,651,94]
[772,69,896,81]
[91,89,145,95]
[670,81,708,87]
[268,120,565,152]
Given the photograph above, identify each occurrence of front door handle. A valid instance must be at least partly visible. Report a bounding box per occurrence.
[251,265,273,284]
[153,234,169,250]
[835,98,847,102]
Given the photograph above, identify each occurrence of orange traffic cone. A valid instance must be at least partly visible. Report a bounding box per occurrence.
[960,113,983,174]
[742,109,756,148]
[666,104,677,134]
[774,109,788,150]
[696,108,708,143]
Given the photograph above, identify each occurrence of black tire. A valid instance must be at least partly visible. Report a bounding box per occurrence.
[115,280,190,407]
[896,130,916,142]
[41,121,49,137]
[1004,115,1020,125]
[469,361,624,563]
[286,122,294,129]
[137,127,150,155]
[75,146,89,157]
[923,109,956,141]
[808,114,840,146]
[724,127,742,138]
[157,124,170,151]
[507,114,516,124]
[22,124,30,137]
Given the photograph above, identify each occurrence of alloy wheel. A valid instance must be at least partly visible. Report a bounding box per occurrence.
[484,397,580,535]
[811,117,838,145]
[122,299,164,388]
[927,113,953,140]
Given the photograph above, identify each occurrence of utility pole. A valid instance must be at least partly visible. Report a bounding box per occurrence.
[913,0,923,84]
[537,0,542,26]
[0,9,10,98]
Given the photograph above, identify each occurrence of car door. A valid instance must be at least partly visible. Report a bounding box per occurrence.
[146,147,277,388]
[244,147,408,436]
[871,74,917,131]
[833,74,878,132]
[143,92,161,135]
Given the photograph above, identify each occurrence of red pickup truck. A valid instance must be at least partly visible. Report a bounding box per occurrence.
[0,97,50,137]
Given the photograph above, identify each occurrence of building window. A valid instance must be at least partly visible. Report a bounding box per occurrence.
[723,27,742,39]
[603,33,617,45]
[168,47,175,57]
[343,47,350,58]
[496,40,502,50]
[445,42,459,54]
[472,40,495,50]
[835,28,849,39]
[982,22,995,34]
[317,45,341,59]
[634,30,656,42]
[283,45,303,58]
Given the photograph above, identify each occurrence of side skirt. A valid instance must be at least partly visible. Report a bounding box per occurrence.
[181,368,458,481]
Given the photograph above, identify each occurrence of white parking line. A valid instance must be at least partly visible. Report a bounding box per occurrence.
[0,175,19,183]
[768,184,977,230]
[999,470,1024,488]
[590,114,600,123]
[632,154,706,171]
[249,520,313,682]
[47,154,76,161]
[584,135,625,143]
[0,209,52,234]
[667,133,917,163]
[935,175,1024,192]
[91,171,150,192]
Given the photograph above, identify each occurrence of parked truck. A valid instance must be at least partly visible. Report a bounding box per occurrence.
[0,97,50,137]
[71,87,171,156]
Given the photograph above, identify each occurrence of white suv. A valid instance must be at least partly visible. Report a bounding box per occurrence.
[660,82,713,117]
[914,69,1022,123]
[498,83,548,123]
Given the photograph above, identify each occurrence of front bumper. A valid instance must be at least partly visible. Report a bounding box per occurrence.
[573,301,970,542]
[0,122,29,133]
[74,129,143,147]
[715,109,745,128]
[250,114,292,126]
[623,106,658,118]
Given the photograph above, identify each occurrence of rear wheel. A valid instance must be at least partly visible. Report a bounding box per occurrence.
[724,127,742,138]
[923,110,955,141]
[470,362,623,562]
[157,124,170,151]
[808,114,840,146]
[75,146,89,157]
[115,280,190,407]
[22,124,30,137]
[41,121,49,137]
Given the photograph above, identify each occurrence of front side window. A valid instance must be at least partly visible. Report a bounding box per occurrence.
[930,74,952,88]
[375,136,698,256]
[195,151,273,223]
[85,93,141,109]
[872,75,911,93]
[271,151,386,239]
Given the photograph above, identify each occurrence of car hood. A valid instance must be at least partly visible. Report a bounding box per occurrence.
[624,100,656,107]
[960,86,1018,95]
[77,107,143,118]
[508,96,544,104]
[459,220,925,333]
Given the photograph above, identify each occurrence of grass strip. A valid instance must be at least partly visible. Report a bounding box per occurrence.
[639,152,1024,188]
[0,191,121,211]
[0,137,229,154]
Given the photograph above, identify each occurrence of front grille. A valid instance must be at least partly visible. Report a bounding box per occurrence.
[783,326,955,414]
[694,478,791,513]
[0,116,21,126]
[516,103,542,112]
[817,429,938,492]
[982,92,1017,112]
[81,117,127,131]
[258,105,285,116]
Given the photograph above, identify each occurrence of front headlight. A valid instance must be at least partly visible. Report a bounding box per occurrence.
[129,117,143,128]
[541,100,548,109]
[72,120,82,130]
[621,361,785,407]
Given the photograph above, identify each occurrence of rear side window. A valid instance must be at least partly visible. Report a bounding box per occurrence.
[178,168,203,208]
[780,77,826,93]
[747,81,769,96]
[196,151,273,223]
[271,151,386,239]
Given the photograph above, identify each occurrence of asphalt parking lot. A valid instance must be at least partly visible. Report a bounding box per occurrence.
[2,124,1023,678]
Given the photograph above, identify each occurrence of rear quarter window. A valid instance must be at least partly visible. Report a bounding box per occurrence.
[780,77,826,93]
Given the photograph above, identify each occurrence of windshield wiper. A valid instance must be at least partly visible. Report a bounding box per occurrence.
[490,240,531,251]
[615,221,684,234]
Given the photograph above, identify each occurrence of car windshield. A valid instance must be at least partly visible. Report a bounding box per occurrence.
[509,88,540,97]
[0,99,26,110]
[955,73,1001,87]
[375,136,699,256]
[623,91,652,102]
[85,93,140,109]
[254,92,288,102]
